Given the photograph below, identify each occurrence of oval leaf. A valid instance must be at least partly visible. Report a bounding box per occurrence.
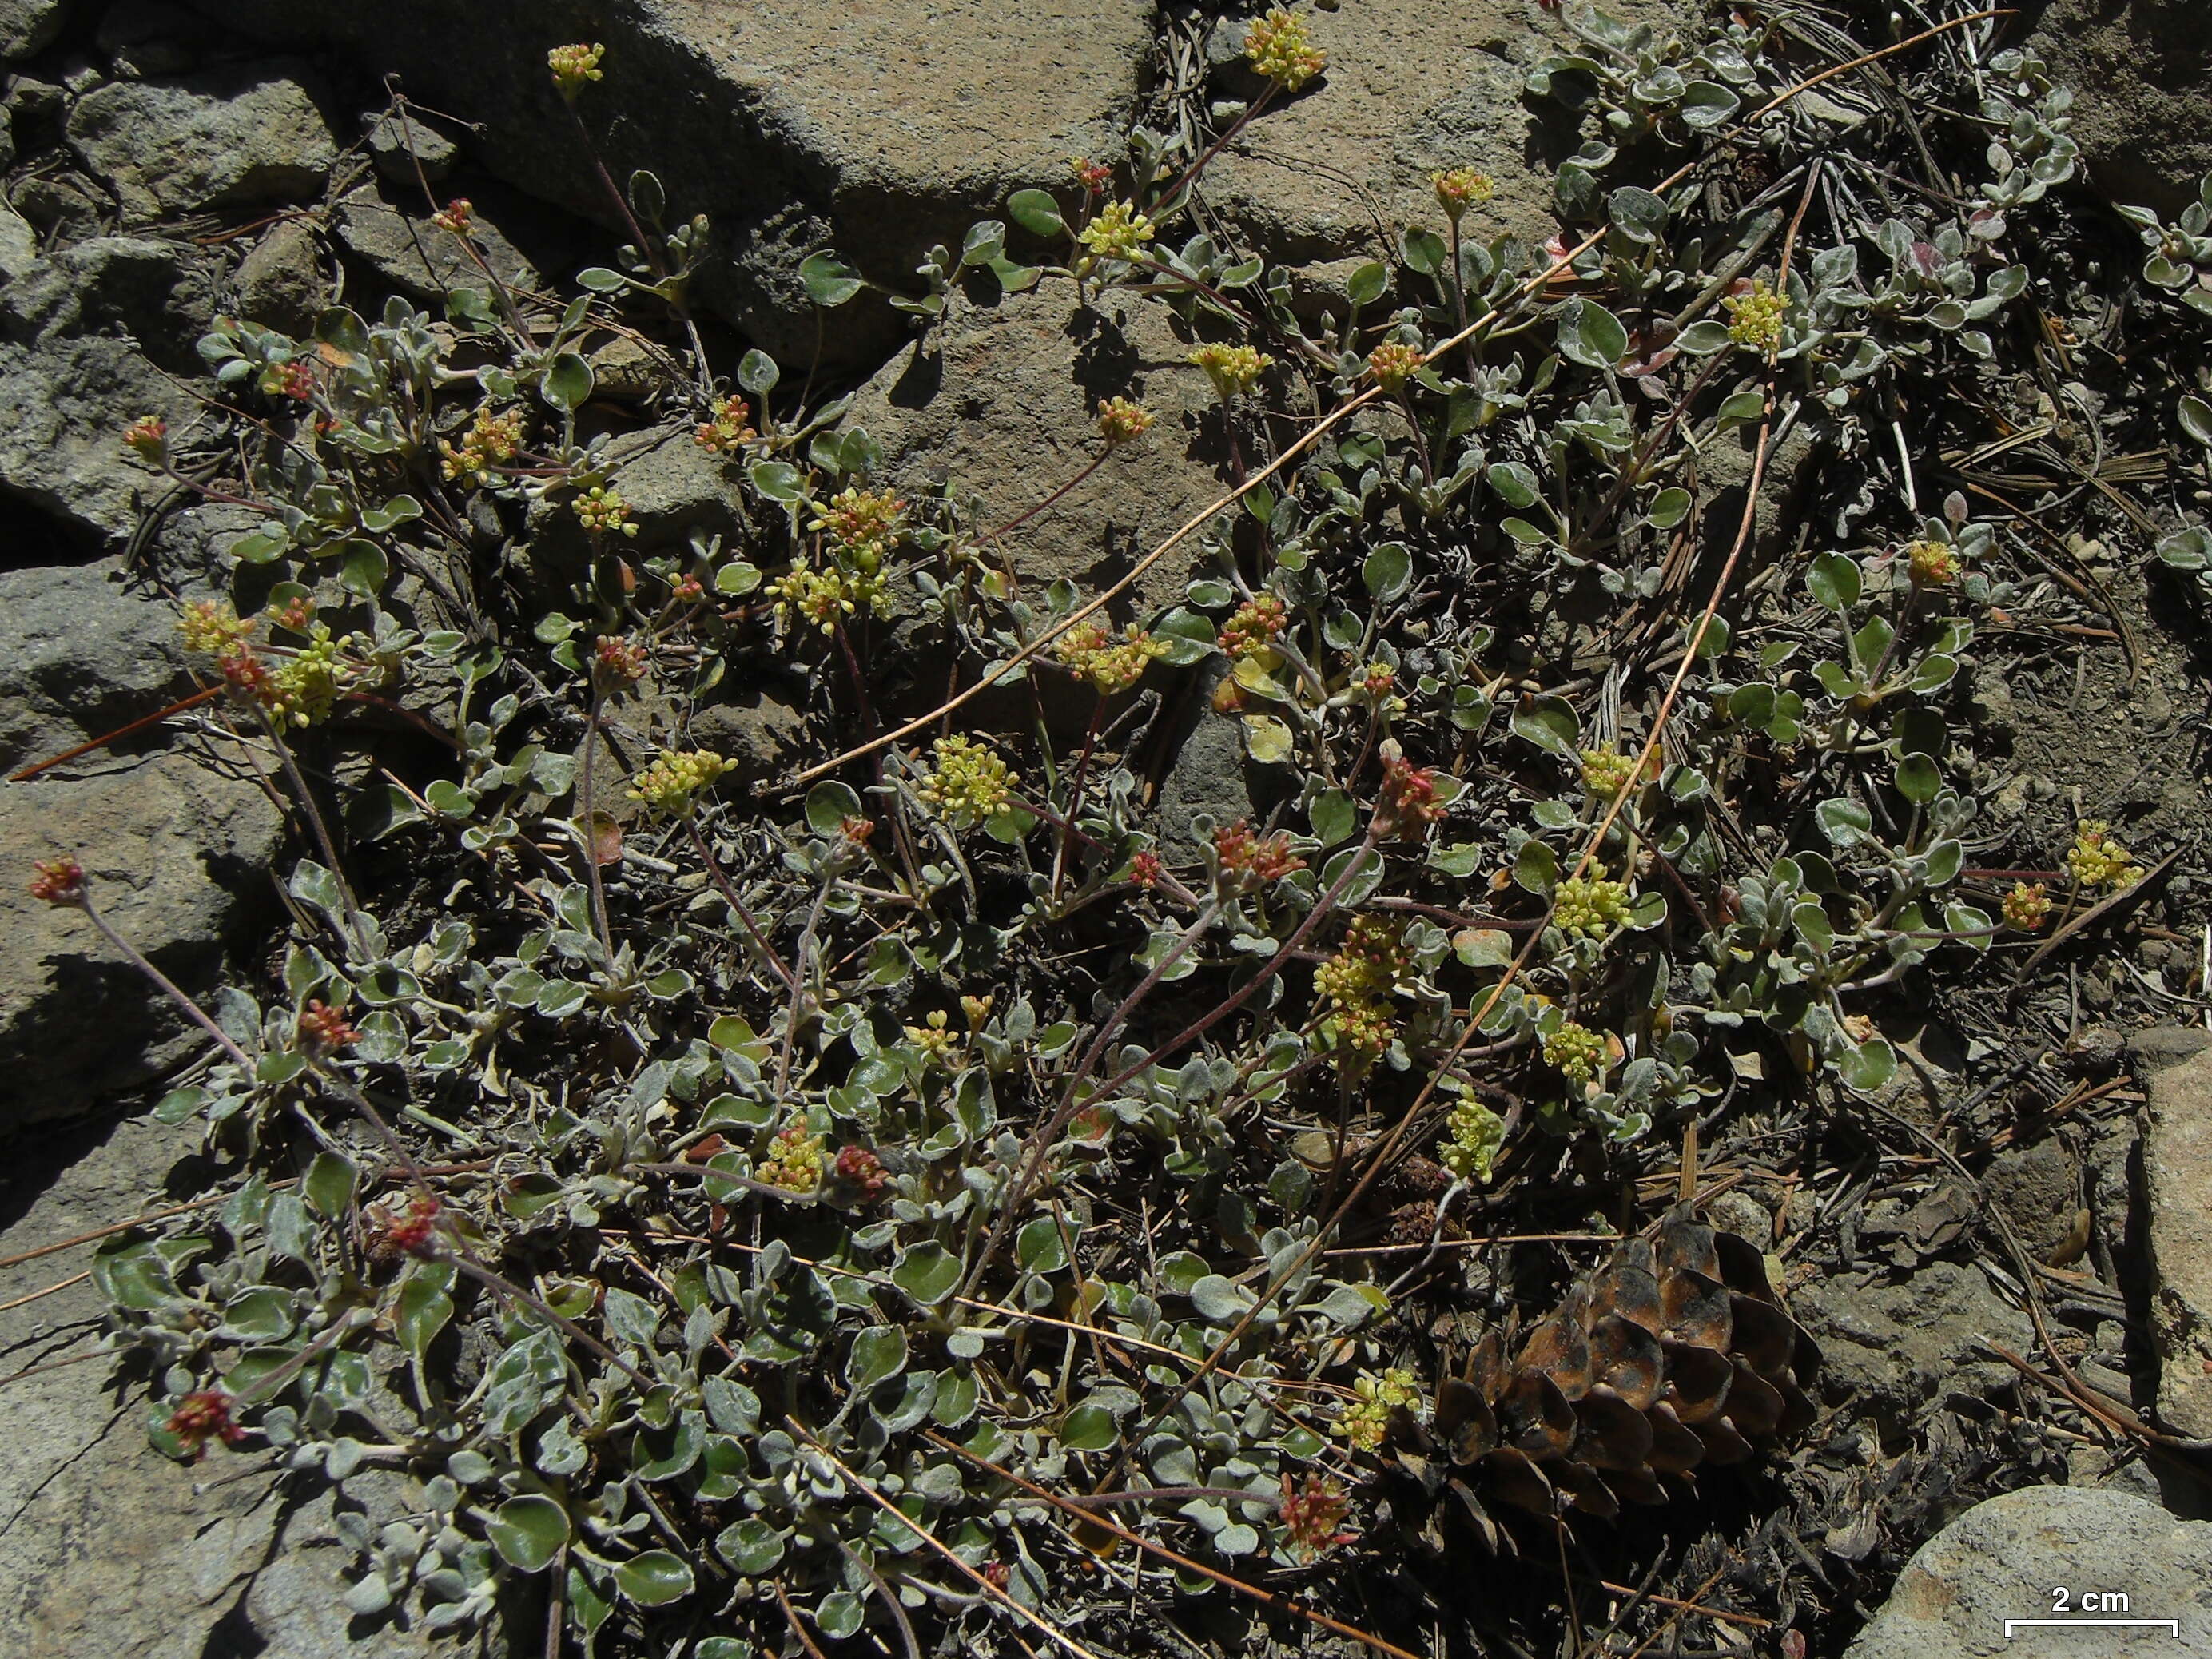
[613,1550,694,1607]
[489,1495,568,1573]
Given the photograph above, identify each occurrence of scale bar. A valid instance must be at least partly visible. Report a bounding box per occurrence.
[2004,1620,2179,1638]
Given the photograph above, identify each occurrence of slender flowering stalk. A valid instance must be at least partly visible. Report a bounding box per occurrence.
[30,861,256,1072]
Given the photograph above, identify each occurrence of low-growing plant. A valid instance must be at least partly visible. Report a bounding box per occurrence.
[23,5,2201,1653]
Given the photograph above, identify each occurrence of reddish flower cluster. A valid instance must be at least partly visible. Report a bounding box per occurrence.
[29,856,86,906]
[670,573,704,603]
[594,633,650,686]
[1217,592,1287,659]
[1068,156,1113,193]
[1214,819,1305,885]
[832,1144,888,1202]
[122,415,168,460]
[373,1193,443,1259]
[1377,754,1445,837]
[1128,849,1163,888]
[269,594,316,633]
[220,647,275,702]
[432,197,474,235]
[265,360,316,403]
[297,999,357,1053]
[694,394,756,455]
[166,1390,247,1457]
[1278,1473,1355,1559]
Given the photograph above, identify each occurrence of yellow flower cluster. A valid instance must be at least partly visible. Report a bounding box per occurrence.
[904,1009,959,1063]
[1317,917,1409,1069]
[1905,537,1958,587]
[1431,168,1495,217]
[1724,279,1788,354]
[547,42,605,97]
[1244,6,1326,92]
[757,1123,825,1194]
[1579,745,1641,799]
[440,404,525,483]
[266,623,355,728]
[694,394,755,456]
[573,484,637,538]
[1336,1367,1421,1451]
[1190,343,1272,399]
[2066,820,2138,889]
[1096,396,1155,445]
[1554,873,1632,939]
[625,749,730,818]
[1316,916,1407,1005]
[2003,880,2051,931]
[1542,1020,1608,1088]
[1055,623,1169,695]
[179,599,256,657]
[809,486,907,571]
[917,735,1017,829]
[1076,200,1156,265]
[767,563,888,635]
[1438,1092,1505,1183]
[1367,339,1425,392]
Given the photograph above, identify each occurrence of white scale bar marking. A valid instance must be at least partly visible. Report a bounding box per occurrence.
[2004,1621,2180,1638]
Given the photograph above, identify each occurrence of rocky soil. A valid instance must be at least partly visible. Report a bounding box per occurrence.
[3,0,2212,1654]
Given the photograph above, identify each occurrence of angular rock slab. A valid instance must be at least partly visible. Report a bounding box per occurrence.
[2140,1042,2212,1438]
[0,563,280,1128]
[1845,1486,2212,1657]
[844,284,1229,619]
[2032,0,2212,221]
[1199,0,1688,268]
[0,0,70,62]
[182,0,1153,360]
[0,236,221,542]
[66,62,337,221]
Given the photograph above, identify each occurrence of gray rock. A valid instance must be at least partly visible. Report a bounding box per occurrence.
[522,418,750,606]
[66,62,336,221]
[0,0,70,62]
[2141,1044,2212,1438]
[688,689,808,782]
[5,70,66,119]
[1795,1261,2034,1429]
[12,170,105,241]
[1154,704,1253,856]
[1984,1138,2080,1264]
[367,109,457,182]
[2132,1024,2212,1073]
[229,215,325,335]
[0,333,198,541]
[335,181,539,304]
[0,561,282,1126]
[0,1116,477,1659]
[2034,0,2212,221]
[0,236,217,539]
[176,0,1153,361]
[845,284,1225,619]
[0,202,36,279]
[1846,1486,2212,1658]
[2,233,221,368]
[1198,0,1685,267]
